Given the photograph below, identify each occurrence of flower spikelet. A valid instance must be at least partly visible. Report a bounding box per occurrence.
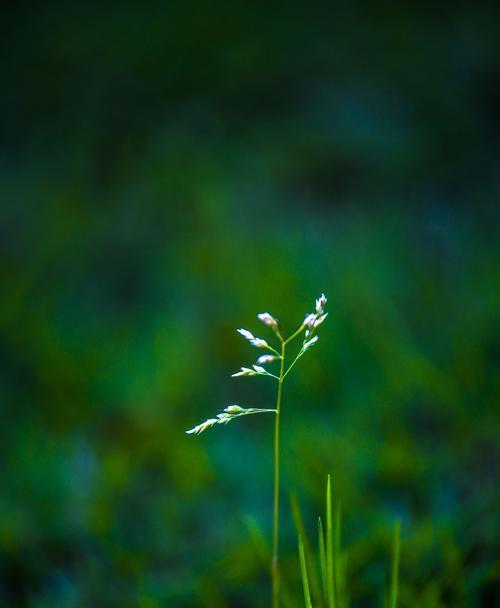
[257,312,279,329]
[257,354,277,365]
[237,328,269,349]
[186,405,276,435]
[316,294,327,315]
[303,335,319,351]
[232,367,258,377]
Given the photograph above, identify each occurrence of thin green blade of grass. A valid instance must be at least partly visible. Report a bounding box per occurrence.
[390,520,401,608]
[299,534,313,608]
[326,474,335,608]
[290,492,323,605]
[333,502,341,608]
[318,517,328,606]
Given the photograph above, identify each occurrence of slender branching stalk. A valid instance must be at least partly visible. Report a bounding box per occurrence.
[272,337,285,607]
[186,295,328,607]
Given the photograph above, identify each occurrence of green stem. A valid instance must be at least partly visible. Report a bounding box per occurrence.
[266,344,282,357]
[284,323,305,345]
[263,372,281,381]
[282,350,303,380]
[272,340,285,608]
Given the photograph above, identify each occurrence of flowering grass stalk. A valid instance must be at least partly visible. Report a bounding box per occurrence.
[186,294,328,607]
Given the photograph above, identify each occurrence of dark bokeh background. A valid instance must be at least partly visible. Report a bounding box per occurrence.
[1,2,499,607]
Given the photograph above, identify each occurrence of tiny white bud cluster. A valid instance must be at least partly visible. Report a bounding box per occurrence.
[303,335,319,351]
[185,417,219,435]
[232,366,258,377]
[303,293,328,337]
[232,364,276,378]
[186,404,277,434]
[186,293,328,436]
[316,294,327,315]
[303,313,316,327]
[237,328,269,349]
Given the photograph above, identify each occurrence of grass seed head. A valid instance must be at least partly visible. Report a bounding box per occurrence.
[257,354,277,365]
[258,312,279,329]
[316,293,327,315]
[303,335,319,351]
[232,366,258,377]
[303,313,316,328]
[314,312,328,328]
[187,294,328,437]
[237,328,269,349]
[185,417,219,435]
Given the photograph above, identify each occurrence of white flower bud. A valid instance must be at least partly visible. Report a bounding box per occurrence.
[315,294,327,315]
[186,404,277,435]
[303,335,319,351]
[232,367,257,377]
[224,404,243,414]
[257,312,278,329]
[237,328,255,341]
[237,328,269,348]
[303,313,316,328]
[257,354,276,365]
[252,365,266,374]
[313,313,328,328]
[186,418,219,434]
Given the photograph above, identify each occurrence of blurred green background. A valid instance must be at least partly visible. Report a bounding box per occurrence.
[1,2,499,606]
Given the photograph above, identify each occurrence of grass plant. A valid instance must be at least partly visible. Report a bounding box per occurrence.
[186,295,328,607]
[296,475,401,608]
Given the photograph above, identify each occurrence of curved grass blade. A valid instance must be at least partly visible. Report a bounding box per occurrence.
[290,492,323,605]
[318,517,328,606]
[326,475,335,608]
[299,534,313,608]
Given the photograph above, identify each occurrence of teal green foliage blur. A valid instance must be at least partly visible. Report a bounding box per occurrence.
[1,2,499,606]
